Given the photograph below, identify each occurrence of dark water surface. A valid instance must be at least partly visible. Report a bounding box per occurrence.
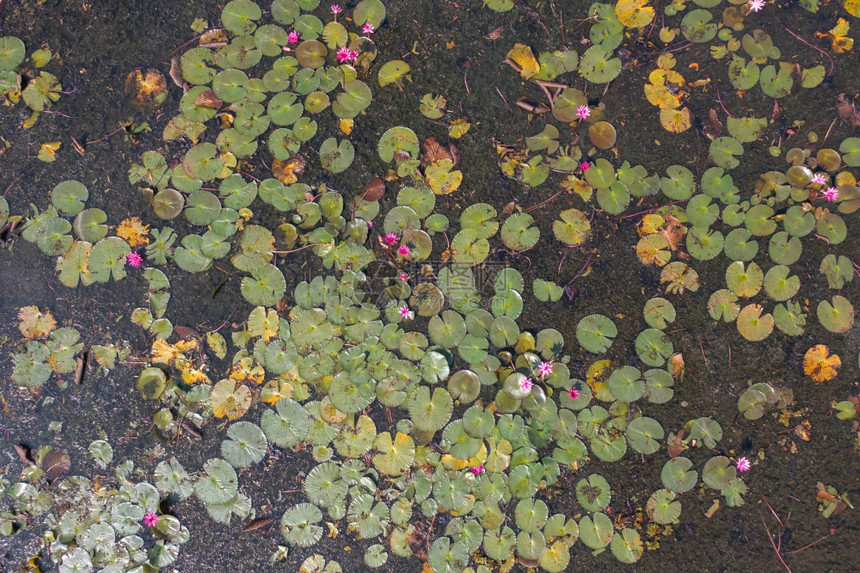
[1,0,858,572]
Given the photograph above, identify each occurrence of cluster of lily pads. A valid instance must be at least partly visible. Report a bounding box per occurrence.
[2,446,189,572]
[3,0,859,571]
[0,35,63,127]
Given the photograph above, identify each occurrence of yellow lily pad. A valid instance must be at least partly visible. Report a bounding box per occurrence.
[803,344,840,383]
[506,43,540,79]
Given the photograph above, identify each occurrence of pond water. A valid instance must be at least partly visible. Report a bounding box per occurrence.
[0,1,858,572]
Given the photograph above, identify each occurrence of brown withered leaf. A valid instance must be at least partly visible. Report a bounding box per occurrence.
[243,517,276,533]
[668,353,685,378]
[169,55,186,91]
[194,90,223,109]
[667,430,686,458]
[42,449,71,481]
[14,444,35,466]
[174,326,201,341]
[361,177,386,202]
[836,93,860,127]
[272,156,306,184]
[658,215,686,251]
[420,137,459,168]
[198,28,228,45]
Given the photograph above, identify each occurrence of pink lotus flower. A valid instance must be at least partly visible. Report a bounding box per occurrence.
[823,187,839,201]
[288,30,299,44]
[748,0,765,12]
[735,457,751,472]
[810,173,827,185]
[568,387,580,400]
[144,512,159,527]
[399,305,414,320]
[577,105,591,121]
[536,361,553,379]
[579,161,590,171]
[127,252,143,268]
[399,272,409,281]
[331,4,342,15]
[362,22,375,35]
[336,45,352,63]
[384,232,398,245]
[519,377,533,393]
[470,465,485,475]
[398,244,411,257]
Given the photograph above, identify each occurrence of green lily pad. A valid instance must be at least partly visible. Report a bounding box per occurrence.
[646,489,681,524]
[578,512,614,549]
[723,228,759,261]
[709,137,743,170]
[763,265,800,301]
[378,60,411,88]
[611,528,643,563]
[0,36,25,71]
[768,232,802,265]
[281,502,323,547]
[632,326,674,368]
[608,366,645,402]
[261,398,310,447]
[241,264,286,306]
[815,213,847,244]
[451,228,490,265]
[661,457,697,493]
[71,209,107,242]
[774,301,806,336]
[578,44,621,83]
[626,417,664,454]
[533,278,563,302]
[726,261,763,298]
[819,254,853,289]
[378,126,419,162]
[728,55,760,90]
[576,314,617,354]
[686,227,723,261]
[552,208,590,246]
[759,62,794,99]
[737,303,774,341]
[51,180,89,216]
[408,386,453,433]
[661,165,695,200]
[681,9,717,43]
[221,421,267,468]
[576,474,611,512]
[319,137,354,173]
[702,456,736,490]
[817,295,854,333]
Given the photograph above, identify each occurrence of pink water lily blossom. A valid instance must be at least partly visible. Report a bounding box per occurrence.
[287,30,299,44]
[470,465,485,475]
[519,377,533,393]
[810,173,827,185]
[348,49,360,62]
[735,457,751,472]
[399,272,409,281]
[568,387,580,400]
[398,244,411,257]
[144,512,159,527]
[579,161,590,171]
[362,22,375,35]
[331,4,343,15]
[576,105,591,120]
[127,252,143,268]
[536,361,553,379]
[748,0,765,12]
[336,45,352,63]
[823,187,839,201]
[384,232,399,245]
[399,305,414,320]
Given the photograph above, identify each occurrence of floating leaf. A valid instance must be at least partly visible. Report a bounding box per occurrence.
[576,314,616,354]
[210,379,252,420]
[221,421,267,468]
[737,304,774,341]
[378,60,411,88]
[195,458,239,504]
[281,502,323,547]
[552,208,590,246]
[817,295,854,333]
[0,36,25,71]
[702,456,736,490]
[661,456,697,493]
[611,528,643,563]
[646,489,681,524]
[578,512,613,549]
